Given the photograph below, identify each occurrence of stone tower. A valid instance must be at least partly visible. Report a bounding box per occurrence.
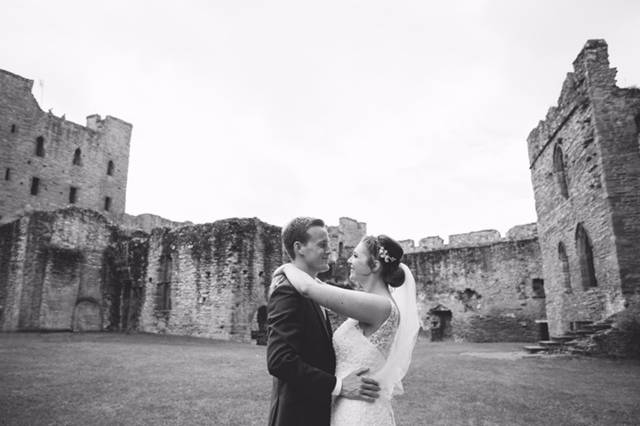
[527,40,640,336]
[0,69,132,222]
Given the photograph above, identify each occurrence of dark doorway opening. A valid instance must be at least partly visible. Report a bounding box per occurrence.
[251,305,268,345]
[536,320,550,341]
[429,306,453,341]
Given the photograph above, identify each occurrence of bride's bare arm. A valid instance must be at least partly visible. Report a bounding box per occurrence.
[279,264,391,327]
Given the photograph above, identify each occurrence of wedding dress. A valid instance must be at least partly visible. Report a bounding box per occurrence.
[330,263,420,426]
[330,301,400,426]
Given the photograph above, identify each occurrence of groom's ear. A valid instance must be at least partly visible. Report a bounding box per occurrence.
[292,240,304,258]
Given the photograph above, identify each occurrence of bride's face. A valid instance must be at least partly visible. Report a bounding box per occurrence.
[347,242,373,286]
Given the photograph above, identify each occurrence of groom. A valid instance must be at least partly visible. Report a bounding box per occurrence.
[266,217,380,426]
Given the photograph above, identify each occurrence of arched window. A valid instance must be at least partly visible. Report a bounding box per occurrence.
[575,223,597,289]
[107,160,114,176]
[558,242,572,293]
[553,144,569,198]
[35,136,45,157]
[72,148,82,166]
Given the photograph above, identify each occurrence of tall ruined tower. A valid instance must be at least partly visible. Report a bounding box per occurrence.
[0,69,132,222]
[527,40,640,335]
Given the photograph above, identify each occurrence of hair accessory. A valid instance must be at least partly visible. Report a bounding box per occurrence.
[378,246,397,263]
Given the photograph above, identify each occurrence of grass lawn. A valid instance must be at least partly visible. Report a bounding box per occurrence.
[1,333,639,425]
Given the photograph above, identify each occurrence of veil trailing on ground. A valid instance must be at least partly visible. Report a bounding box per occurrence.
[373,263,420,399]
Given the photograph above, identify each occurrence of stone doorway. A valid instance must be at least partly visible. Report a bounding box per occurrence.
[39,248,83,330]
[73,298,102,331]
[429,306,453,341]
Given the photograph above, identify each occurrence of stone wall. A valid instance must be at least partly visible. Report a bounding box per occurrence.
[0,207,120,331]
[118,212,192,233]
[448,230,502,248]
[321,217,367,285]
[403,236,545,342]
[0,69,132,223]
[139,218,282,342]
[527,40,640,336]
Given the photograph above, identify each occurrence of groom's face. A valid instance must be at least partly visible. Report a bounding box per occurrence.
[298,226,331,274]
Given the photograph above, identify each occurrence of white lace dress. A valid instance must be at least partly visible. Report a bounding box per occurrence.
[331,302,400,426]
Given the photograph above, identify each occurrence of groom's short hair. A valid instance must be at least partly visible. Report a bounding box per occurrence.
[282,217,325,260]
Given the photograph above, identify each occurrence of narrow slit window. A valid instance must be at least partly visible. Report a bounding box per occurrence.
[35,137,45,157]
[553,144,569,198]
[69,187,78,204]
[10,124,16,133]
[558,242,572,293]
[107,160,114,176]
[104,196,112,211]
[4,168,11,181]
[73,148,82,166]
[30,177,40,195]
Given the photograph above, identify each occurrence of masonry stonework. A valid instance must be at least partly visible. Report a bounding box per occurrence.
[2,40,638,354]
[139,218,282,342]
[527,40,640,337]
[402,230,544,342]
[0,69,132,223]
[0,208,122,331]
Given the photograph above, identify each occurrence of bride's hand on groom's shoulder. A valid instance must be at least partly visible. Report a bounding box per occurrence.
[272,264,288,279]
[279,264,313,295]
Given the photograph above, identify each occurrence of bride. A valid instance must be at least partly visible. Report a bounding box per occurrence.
[274,235,420,426]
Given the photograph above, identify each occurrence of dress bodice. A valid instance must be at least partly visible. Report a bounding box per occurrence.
[330,300,400,426]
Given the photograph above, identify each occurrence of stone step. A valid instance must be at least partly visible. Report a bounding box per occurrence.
[539,340,564,347]
[523,345,547,354]
[566,330,593,337]
[580,324,611,332]
[551,335,575,342]
[569,347,592,356]
[571,320,593,330]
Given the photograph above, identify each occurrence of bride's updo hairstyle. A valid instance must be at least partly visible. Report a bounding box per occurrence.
[361,235,405,287]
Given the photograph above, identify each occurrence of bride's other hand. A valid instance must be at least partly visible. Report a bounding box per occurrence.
[340,367,380,402]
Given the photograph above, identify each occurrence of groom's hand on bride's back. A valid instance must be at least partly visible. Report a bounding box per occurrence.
[340,367,380,402]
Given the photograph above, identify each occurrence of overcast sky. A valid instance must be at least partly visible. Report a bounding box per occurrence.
[2,1,639,241]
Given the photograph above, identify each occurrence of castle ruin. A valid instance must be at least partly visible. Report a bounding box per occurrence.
[527,40,640,338]
[1,40,639,352]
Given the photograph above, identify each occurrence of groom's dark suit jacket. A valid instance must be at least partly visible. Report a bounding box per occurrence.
[267,278,336,426]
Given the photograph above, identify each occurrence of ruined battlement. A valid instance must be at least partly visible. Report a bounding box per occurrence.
[0,69,34,92]
[399,223,538,253]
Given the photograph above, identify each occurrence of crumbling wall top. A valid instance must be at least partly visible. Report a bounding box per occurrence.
[506,223,538,240]
[449,230,502,248]
[0,68,34,92]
